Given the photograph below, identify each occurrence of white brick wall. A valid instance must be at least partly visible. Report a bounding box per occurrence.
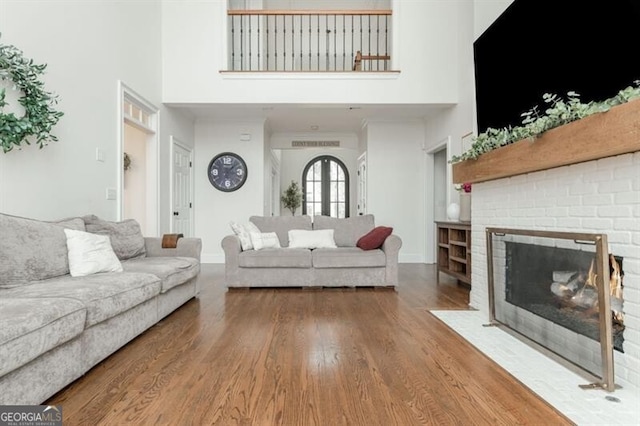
[470,152,640,390]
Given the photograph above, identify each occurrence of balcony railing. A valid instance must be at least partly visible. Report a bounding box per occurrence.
[227,10,392,72]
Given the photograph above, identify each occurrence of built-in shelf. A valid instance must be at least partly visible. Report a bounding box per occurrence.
[436,221,471,286]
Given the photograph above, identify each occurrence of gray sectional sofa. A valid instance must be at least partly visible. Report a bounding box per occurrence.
[222,214,401,288]
[0,213,202,405]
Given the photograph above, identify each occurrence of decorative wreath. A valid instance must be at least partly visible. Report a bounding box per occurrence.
[0,37,64,153]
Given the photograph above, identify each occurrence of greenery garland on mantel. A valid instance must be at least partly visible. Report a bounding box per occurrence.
[452,81,640,163]
[0,35,64,153]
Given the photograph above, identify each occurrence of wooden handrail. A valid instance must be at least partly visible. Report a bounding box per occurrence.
[228,9,392,16]
[353,50,390,71]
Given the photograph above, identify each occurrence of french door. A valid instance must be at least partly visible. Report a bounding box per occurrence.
[302,155,349,218]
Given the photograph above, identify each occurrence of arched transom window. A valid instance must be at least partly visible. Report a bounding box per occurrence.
[302,155,349,218]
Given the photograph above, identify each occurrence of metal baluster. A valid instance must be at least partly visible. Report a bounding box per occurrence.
[351,15,354,70]
[291,15,295,71]
[257,15,261,70]
[308,15,312,71]
[266,15,270,70]
[231,15,235,70]
[376,15,380,71]
[385,15,388,71]
[317,15,320,71]
[359,15,363,65]
[334,15,339,70]
[300,15,303,71]
[249,15,252,71]
[283,14,287,70]
[342,15,346,71]
[325,15,329,71]
[368,15,371,72]
[274,15,278,70]
[240,15,244,71]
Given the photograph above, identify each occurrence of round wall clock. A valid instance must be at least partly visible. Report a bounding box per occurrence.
[207,152,248,192]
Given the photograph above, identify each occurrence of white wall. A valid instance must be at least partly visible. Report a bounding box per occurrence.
[161,0,460,105]
[473,0,514,40]
[366,120,426,263]
[0,0,193,230]
[195,119,266,263]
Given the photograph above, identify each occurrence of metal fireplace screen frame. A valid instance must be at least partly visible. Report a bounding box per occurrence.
[486,227,615,392]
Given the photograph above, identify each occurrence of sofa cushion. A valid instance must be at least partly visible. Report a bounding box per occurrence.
[250,215,312,247]
[121,257,200,293]
[0,213,85,288]
[288,229,337,249]
[238,248,312,268]
[357,226,394,250]
[1,273,161,327]
[0,297,86,377]
[312,215,375,247]
[312,247,386,268]
[230,221,261,251]
[65,229,123,277]
[83,215,146,260]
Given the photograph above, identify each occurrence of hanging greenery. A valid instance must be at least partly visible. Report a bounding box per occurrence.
[0,35,64,153]
[452,81,640,163]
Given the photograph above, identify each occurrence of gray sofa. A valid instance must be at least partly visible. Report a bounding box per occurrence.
[222,214,401,288]
[0,213,201,405]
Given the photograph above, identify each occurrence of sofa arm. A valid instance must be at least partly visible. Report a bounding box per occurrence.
[221,235,241,267]
[144,237,202,261]
[381,234,402,286]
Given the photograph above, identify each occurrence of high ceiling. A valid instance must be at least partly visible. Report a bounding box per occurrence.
[172,103,451,133]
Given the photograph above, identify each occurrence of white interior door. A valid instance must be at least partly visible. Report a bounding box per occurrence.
[357,153,367,215]
[172,140,193,236]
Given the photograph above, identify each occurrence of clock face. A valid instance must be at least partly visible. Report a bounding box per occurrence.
[207,152,248,192]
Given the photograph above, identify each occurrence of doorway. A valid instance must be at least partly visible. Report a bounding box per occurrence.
[425,136,452,264]
[171,137,194,236]
[118,82,159,236]
[302,155,350,218]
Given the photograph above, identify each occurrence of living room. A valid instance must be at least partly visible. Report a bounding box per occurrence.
[1,0,638,424]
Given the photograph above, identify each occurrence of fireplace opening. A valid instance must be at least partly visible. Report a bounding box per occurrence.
[505,242,625,352]
[488,228,622,389]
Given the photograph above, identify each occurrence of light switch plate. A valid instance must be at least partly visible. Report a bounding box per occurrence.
[106,188,117,200]
[96,148,105,162]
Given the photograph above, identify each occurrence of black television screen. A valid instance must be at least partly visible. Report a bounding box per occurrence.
[474,0,640,133]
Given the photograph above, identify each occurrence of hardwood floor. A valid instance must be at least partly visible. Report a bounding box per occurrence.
[48,264,573,425]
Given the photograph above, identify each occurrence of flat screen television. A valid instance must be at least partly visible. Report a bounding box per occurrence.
[473,0,640,134]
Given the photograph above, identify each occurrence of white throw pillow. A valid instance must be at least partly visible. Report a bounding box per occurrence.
[250,232,281,250]
[64,229,123,277]
[230,221,261,251]
[288,229,337,249]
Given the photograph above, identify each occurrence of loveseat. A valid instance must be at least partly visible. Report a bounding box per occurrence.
[0,213,202,405]
[222,214,401,288]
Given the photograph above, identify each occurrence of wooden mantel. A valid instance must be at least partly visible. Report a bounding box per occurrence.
[453,98,640,184]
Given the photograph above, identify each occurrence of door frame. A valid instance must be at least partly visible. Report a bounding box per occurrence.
[170,136,195,235]
[117,81,160,236]
[425,135,452,264]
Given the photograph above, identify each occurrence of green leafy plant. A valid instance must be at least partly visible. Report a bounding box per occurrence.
[281,180,303,215]
[0,35,64,153]
[452,81,640,163]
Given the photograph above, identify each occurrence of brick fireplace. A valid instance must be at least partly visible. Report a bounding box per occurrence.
[469,152,639,390]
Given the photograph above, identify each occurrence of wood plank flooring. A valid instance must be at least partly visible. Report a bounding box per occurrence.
[47,264,573,425]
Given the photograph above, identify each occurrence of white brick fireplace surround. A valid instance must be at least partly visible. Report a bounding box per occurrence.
[470,152,639,391]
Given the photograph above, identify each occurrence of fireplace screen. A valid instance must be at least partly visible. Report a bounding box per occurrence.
[486,228,624,391]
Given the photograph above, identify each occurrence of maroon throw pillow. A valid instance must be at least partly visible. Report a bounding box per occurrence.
[357,226,393,250]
